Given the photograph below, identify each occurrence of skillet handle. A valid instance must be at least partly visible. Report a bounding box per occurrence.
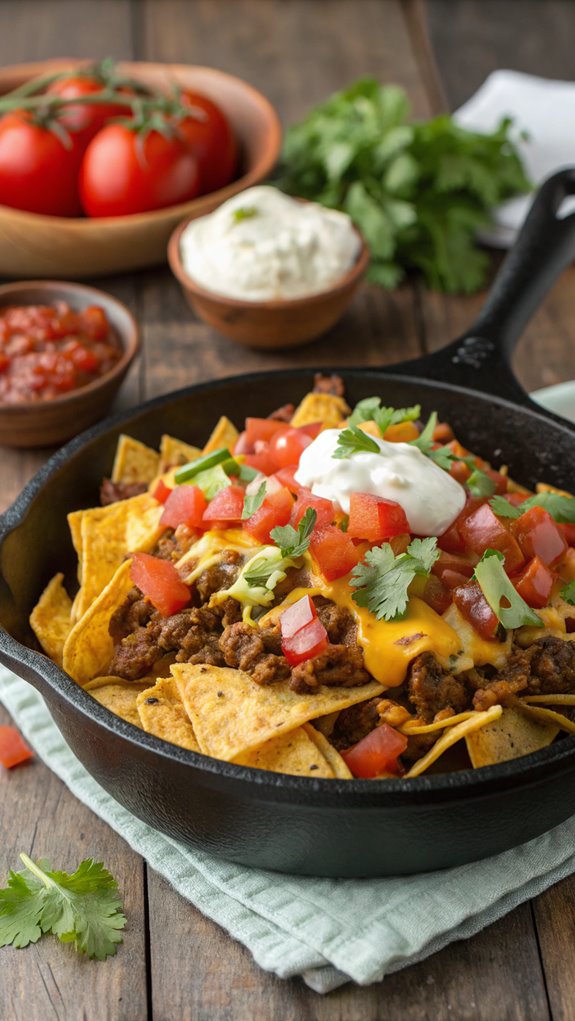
[392,168,575,405]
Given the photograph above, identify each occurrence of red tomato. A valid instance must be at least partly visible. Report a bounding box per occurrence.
[453,580,500,641]
[513,556,554,608]
[422,575,451,615]
[298,422,323,439]
[281,617,328,666]
[0,110,83,216]
[291,490,335,530]
[269,427,312,469]
[279,594,317,639]
[244,486,293,543]
[243,417,285,449]
[459,503,525,573]
[273,467,302,495]
[46,77,133,149]
[0,725,33,768]
[202,484,245,524]
[79,124,201,217]
[160,485,207,529]
[484,469,509,495]
[130,552,190,617]
[432,552,476,582]
[341,724,407,779]
[347,492,410,543]
[511,506,568,566]
[153,479,173,505]
[310,525,360,580]
[244,450,279,477]
[176,90,237,194]
[560,523,575,547]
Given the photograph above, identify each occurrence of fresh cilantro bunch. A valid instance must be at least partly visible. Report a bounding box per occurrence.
[0,853,126,960]
[278,78,530,293]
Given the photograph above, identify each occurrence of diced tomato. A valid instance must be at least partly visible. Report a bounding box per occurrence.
[504,492,530,508]
[437,521,467,554]
[513,556,554,608]
[422,575,451,615]
[298,422,323,439]
[511,506,567,566]
[160,485,207,529]
[0,725,33,768]
[453,580,500,640]
[341,724,408,779]
[279,594,317,639]
[459,503,525,572]
[441,569,474,591]
[432,552,476,582]
[273,467,302,495]
[560,523,575,547]
[449,460,472,484]
[130,552,190,617]
[244,450,279,477]
[347,492,410,543]
[245,417,285,448]
[291,490,335,530]
[202,484,245,524]
[433,421,454,443]
[383,421,419,443]
[152,478,173,505]
[281,617,329,666]
[484,469,508,495]
[244,486,293,543]
[310,525,360,580]
[269,427,312,468]
[233,430,250,455]
[389,533,411,556]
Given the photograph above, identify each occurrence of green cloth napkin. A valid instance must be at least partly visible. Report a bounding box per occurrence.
[2,666,575,994]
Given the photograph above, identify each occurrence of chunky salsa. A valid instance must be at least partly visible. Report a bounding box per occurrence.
[0,301,121,403]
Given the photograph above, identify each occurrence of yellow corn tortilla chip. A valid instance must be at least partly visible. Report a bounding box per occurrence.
[290,392,350,429]
[172,663,384,762]
[29,573,73,668]
[202,416,239,454]
[111,434,160,484]
[237,727,335,777]
[465,707,559,769]
[536,482,574,498]
[158,434,202,474]
[67,510,85,584]
[303,725,353,779]
[406,706,502,777]
[400,711,477,735]
[63,559,135,685]
[522,694,575,705]
[521,704,575,735]
[74,493,163,621]
[88,680,150,728]
[136,678,200,752]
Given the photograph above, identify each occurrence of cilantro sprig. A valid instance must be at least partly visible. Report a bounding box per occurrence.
[270,508,317,558]
[0,854,126,960]
[411,412,495,495]
[348,397,421,435]
[560,580,575,605]
[490,492,575,523]
[332,425,381,459]
[350,537,439,621]
[473,550,543,630]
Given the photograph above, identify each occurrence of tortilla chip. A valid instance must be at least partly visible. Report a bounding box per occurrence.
[400,711,477,735]
[172,663,383,762]
[303,725,353,779]
[522,694,575,705]
[67,510,84,583]
[465,707,558,769]
[87,679,150,728]
[521,704,575,735]
[158,434,202,474]
[290,392,350,429]
[237,727,335,777]
[73,493,163,621]
[536,482,574,498]
[111,435,160,484]
[29,573,73,668]
[63,560,134,684]
[136,678,200,752]
[202,416,239,454]
[406,706,502,777]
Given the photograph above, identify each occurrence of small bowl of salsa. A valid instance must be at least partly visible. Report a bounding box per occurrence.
[0,281,139,447]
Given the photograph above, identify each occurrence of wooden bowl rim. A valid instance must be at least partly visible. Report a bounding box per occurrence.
[0,280,139,416]
[167,208,370,310]
[0,59,282,229]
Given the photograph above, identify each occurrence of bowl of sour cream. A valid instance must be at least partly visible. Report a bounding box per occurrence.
[167,186,369,348]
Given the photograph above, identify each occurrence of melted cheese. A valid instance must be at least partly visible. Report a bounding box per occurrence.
[442,605,512,672]
[176,529,259,583]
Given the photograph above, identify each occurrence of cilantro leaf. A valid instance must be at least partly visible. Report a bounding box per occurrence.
[466,469,496,499]
[270,508,317,558]
[332,425,380,459]
[350,537,439,621]
[490,491,575,524]
[473,550,543,630]
[410,412,437,455]
[242,481,266,520]
[560,580,575,605]
[348,397,421,434]
[489,495,520,519]
[0,854,126,960]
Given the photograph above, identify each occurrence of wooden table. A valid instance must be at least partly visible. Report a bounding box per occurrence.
[1,2,575,1018]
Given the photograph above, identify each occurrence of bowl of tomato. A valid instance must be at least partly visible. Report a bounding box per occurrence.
[0,280,139,448]
[0,59,281,279]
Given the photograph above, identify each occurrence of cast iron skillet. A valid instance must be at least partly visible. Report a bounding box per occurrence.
[1,170,575,878]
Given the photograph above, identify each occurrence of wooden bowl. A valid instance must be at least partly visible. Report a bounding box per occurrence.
[0,60,282,279]
[167,211,370,349]
[0,281,139,448]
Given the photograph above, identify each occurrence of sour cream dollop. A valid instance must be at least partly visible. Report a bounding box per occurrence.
[294,429,466,536]
[179,186,361,300]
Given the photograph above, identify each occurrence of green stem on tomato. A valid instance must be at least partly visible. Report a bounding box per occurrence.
[0,89,206,124]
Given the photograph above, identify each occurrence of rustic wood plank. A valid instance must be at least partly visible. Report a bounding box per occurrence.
[532,876,575,1021]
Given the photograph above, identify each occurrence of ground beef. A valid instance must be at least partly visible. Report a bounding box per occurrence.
[314,598,357,645]
[100,478,148,505]
[267,403,295,422]
[153,524,196,562]
[195,550,242,603]
[110,605,227,679]
[313,372,345,397]
[330,697,381,750]
[219,621,290,685]
[407,653,470,722]
[109,630,163,681]
[109,587,155,642]
[472,637,575,710]
[290,646,370,693]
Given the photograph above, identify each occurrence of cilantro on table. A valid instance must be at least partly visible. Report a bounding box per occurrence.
[270,507,317,558]
[350,536,440,621]
[348,397,421,434]
[0,853,125,960]
[560,580,575,605]
[473,550,543,629]
[242,481,267,519]
[490,492,575,523]
[277,78,530,294]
